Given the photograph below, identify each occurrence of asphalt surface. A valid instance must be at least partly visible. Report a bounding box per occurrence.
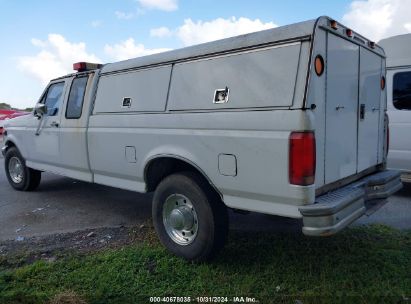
[0,143,410,241]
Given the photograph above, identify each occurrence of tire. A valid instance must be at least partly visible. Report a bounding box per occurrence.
[4,147,41,191]
[152,171,228,262]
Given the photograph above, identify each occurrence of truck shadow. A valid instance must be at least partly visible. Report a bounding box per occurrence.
[395,180,411,197]
[35,172,303,234]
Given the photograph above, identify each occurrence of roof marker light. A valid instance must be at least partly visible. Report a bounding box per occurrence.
[330,20,338,30]
[346,29,353,37]
[73,62,103,72]
[368,41,375,49]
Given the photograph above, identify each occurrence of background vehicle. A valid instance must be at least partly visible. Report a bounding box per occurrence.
[2,17,402,261]
[379,34,411,182]
[0,110,29,135]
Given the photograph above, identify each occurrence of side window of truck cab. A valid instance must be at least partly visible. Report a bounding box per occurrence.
[66,76,88,119]
[41,82,65,116]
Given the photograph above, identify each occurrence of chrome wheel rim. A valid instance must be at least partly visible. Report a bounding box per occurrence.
[8,156,24,184]
[163,194,199,245]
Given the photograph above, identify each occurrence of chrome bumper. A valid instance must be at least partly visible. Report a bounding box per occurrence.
[299,170,403,236]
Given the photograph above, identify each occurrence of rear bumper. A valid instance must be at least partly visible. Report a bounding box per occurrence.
[299,170,402,236]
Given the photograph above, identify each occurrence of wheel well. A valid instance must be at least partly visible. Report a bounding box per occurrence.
[4,140,16,151]
[145,157,221,197]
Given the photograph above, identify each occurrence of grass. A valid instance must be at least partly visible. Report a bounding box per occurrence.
[0,225,410,304]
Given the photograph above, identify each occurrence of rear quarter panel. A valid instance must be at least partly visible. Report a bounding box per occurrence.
[88,110,315,218]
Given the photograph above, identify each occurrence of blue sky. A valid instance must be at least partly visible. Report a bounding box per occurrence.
[1,0,410,109]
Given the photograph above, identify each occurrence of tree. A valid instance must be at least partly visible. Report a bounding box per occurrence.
[0,102,11,110]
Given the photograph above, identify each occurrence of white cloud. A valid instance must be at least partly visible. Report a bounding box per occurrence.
[137,0,178,11]
[115,10,134,20]
[104,38,171,61]
[150,26,172,38]
[30,38,46,48]
[18,34,100,85]
[91,20,102,28]
[343,0,411,41]
[175,17,277,46]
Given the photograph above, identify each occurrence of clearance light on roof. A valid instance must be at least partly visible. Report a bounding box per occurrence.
[330,20,338,30]
[73,62,102,72]
[346,29,353,37]
[368,41,375,49]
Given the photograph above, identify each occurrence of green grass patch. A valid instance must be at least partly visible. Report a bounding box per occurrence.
[0,225,410,304]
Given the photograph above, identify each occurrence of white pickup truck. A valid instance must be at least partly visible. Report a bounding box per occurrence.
[2,17,402,261]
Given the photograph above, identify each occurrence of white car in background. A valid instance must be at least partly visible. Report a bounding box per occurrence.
[0,113,8,136]
[0,110,30,136]
[379,34,411,181]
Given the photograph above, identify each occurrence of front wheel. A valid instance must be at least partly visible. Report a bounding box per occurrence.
[152,171,228,262]
[5,147,41,191]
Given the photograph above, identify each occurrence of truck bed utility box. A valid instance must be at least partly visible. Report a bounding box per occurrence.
[2,16,402,261]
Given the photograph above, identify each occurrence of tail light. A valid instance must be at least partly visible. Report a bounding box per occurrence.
[289,132,316,186]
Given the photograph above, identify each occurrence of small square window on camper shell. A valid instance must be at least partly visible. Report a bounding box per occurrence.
[66,76,88,119]
[393,71,411,110]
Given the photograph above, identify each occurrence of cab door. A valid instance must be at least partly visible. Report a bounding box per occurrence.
[26,80,68,168]
[58,74,93,181]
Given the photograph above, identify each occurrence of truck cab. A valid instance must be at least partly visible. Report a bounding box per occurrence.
[2,64,100,183]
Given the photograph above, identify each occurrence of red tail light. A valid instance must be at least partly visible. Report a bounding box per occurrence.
[289,131,316,185]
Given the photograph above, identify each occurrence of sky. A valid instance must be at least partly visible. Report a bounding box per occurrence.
[1,0,411,109]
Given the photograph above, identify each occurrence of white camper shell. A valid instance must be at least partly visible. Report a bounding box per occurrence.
[2,17,402,261]
[379,34,411,180]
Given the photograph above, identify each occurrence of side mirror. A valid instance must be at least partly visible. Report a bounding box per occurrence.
[34,103,47,117]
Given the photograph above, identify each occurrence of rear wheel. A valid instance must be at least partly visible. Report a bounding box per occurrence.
[5,147,41,191]
[152,171,228,262]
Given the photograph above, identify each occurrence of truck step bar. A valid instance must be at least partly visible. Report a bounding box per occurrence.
[299,170,402,236]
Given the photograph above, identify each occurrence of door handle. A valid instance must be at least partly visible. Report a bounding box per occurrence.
[50,121,59,128]
[335,105,345,110]
[372,107,380,112]
[360,104,365,120]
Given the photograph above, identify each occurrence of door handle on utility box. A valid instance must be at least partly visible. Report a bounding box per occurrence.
[360,104,365,119]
